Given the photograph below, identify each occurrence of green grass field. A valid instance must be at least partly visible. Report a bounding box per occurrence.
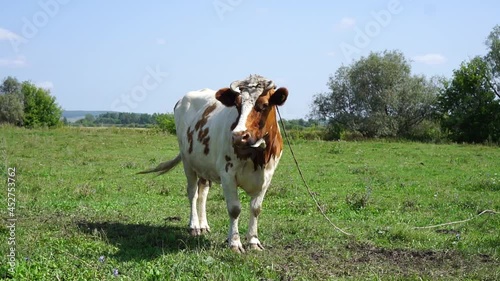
[1,126,499,280]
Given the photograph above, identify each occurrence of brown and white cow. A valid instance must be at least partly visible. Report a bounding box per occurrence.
[140,75,288,253]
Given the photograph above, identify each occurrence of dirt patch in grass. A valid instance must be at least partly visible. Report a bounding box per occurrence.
[271,240,499,280]
[347,243,460,276]
[343,242,498,279]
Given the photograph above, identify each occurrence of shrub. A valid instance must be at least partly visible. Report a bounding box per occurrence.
[154,113,176,134]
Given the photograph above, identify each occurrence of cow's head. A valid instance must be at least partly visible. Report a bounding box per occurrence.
[215,75,288,152]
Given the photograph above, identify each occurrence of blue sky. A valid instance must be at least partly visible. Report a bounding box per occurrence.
[0,0,498,119]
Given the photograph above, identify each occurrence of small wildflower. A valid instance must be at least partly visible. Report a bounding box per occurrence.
[24,257,30,262]
[113,268,119,277]
[98,256,105,263]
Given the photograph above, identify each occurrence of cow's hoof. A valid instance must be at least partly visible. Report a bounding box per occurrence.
[200,227,210,234]
[230,245,246,254]
[249,243,264,251]
[189,228,201,236]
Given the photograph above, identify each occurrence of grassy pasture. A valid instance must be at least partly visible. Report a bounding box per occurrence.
[0,126,499,280]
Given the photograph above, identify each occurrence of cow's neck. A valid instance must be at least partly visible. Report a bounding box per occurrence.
[263,107,282,165]
[232,107,283,170]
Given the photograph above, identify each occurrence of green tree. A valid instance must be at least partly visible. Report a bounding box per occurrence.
[0,77,24,125]
[485,24,500,99]
[1,76,22,96]
[155,113,176,134]
[139,113,152,124]
[22,81,62,127]
[438,57,500,143]
[311,50,439,139]
[84,114,95,123]
[0,93,25,125]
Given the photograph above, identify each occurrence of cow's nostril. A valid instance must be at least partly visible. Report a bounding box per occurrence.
[233,131,251,145]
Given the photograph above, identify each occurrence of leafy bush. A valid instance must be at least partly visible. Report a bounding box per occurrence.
[154,113,176,134]
[340,130,366,141]
[22,81,62,128]
[1,77,62,128]
[404,120,449,143]
[285,129,325,141]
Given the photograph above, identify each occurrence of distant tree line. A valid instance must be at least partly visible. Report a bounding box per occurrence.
[310,25,500,144]
[0,76,62,127]
[75,112,155,126]
[72,112,177,134]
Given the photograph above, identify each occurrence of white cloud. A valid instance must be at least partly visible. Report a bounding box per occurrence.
[413,53,447,65]
[156,38,166,45]
[0,55,27,67]
[0,27,22,41]
[334,17,356,31]
[36,81,54,90]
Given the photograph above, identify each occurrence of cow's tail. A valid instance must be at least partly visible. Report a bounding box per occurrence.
[137,154,182,176]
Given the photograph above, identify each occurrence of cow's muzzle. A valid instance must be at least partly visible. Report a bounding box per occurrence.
[232,131,267,149]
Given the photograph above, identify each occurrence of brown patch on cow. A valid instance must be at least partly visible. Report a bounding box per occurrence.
[195,103,217,131]
[187,126,194,154]
[233,88,284,170]
[193,103,216,155]
[198,127,210,155]
[202,136,210,154]
[198,127,209,140]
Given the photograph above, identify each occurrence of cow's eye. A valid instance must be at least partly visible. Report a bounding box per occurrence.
[259,103,269,111]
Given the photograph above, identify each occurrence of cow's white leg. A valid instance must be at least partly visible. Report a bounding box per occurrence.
[197,178,210,234]
[222,178,244,253]
[184,166,201,236]
[247,191,267,250]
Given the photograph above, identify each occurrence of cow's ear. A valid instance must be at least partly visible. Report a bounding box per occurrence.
[269,87,288,106]
[215,88,239,107]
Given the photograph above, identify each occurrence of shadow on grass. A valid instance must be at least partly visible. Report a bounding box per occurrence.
[76,220,211,261]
